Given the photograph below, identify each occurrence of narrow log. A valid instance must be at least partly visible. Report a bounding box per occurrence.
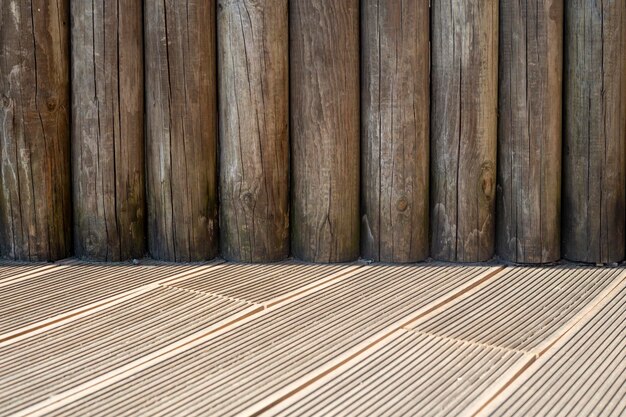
[145,0,218,261]
[71,0,145,261]
[563,0,626,263]
[361,0,429,262]
[497,0,563,263]
[290,0,360,263]
[431,0,499,262]
[0,0,71,261]
[218,0,289,262]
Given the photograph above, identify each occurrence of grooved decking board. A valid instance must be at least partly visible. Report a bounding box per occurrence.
[268,329,527,416]
[45,264,498,417]
[481,282,626,417]
[0,286,252,417]
[0,263,54,281]
[165,261,357,304]
[408,266,625,351]
[0,262,211,337]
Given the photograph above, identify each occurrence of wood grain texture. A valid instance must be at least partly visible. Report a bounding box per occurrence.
[145,0,218,261]
[431,0,499,262]
[71,0,145,261]
[218,0,289,262]
[290,0,360,263]
[563,0,626,264]
[361,0,429,262]
[497,0,563,264]
[0,0,71,261]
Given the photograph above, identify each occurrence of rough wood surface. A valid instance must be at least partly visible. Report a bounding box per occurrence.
[71,0,145,261]
[361,0,429,263]
[497,0,563,264]
[145,0,218,262]
[290,0,360,263]
[563,0,626,264]
[0,0,72,261]
[431,0,499,262]
[218,0,289,262]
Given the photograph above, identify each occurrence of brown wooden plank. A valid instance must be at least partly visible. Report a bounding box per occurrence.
[218,0,289,262]
[144,0,218,261]
[290,0,360,263]
[361,0,429,263]
[497,0,563,264]
[431,0,499,262]
[71,0,145,261]
[0,0,71,261]
[563,0,626,264]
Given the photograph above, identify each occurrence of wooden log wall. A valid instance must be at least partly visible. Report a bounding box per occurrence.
[145,0,218,262]
[430,0,499,262]
[218,0,289,262]
[497,0,563,263]
[1,1,625,265]
[361,0,430,263]
[563,0,626,264]
[71,0,145,261]
[290,0,360,263]
[0,0,72,261]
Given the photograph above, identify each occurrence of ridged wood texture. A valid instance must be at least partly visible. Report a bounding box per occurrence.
[290,0,360,262]
[71,0,145,261]
[218,0,289,262]
[361,0,430,263]
[431,0,499,262]
[563,0,626,264]
[145,0,218,261]
[0,0,71,261]
[497,0,563,264]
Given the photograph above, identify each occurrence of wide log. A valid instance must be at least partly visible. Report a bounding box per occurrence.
[361,0,430,262]
[145,0,218,261]
[497,0,563,263]
[563,0,626,264]
[290,0,360,262]
[0,0,72,261]
[71,0,145,261]
[431,0,499,262]
[218,0,289,262]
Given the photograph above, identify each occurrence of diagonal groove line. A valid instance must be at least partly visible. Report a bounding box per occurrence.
[248,265,507,416]
[8,263,367,417]
[0,261,227,345]
[0,264,63,288]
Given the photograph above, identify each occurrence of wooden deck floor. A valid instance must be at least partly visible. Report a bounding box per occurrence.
[0,260,624,416]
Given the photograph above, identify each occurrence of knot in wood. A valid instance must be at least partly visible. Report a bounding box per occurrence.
[480,161,496,201]
[242,192,254,208]
[396,196,409,212]
[46,97,58,111]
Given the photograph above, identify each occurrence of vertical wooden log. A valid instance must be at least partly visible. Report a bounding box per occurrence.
[218,0,289,262]
[145,1,218,261]
[497,0,563,264]
[361,1,429,262]
[71,0,145,261]
[290,0,360,263]
[563,0,626,264]
[431,0,499,262]
[0,0,71,261]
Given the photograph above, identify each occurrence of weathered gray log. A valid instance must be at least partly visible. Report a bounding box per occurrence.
[361,0,429,262]
[431,0,499,262]
[563,0,626,264]
[145,0,218,261]
[71,0,145,261]
[0,0,71,261]
[218,0,289,262]
[290,0,360,263]
[497,0,563,264]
